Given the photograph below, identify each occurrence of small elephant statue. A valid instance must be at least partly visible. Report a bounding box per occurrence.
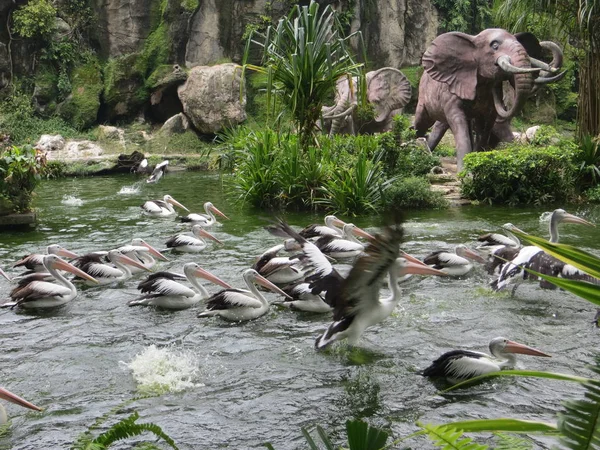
[321,67,412,135]
[414,29,564,170]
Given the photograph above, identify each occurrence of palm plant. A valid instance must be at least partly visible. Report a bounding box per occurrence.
[577,134,600,189]
[242,0,363,150]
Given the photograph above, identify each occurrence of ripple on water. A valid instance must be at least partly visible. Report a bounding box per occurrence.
[61,195,84,206]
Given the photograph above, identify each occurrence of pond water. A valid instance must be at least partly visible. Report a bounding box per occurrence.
[1,172,599,449]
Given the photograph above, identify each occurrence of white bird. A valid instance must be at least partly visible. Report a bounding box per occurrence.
[252,242,305,285]
[136,158,149,173]
[13,244,78,273]
[477,224,521,255]
[2,254,98,309]
[0,386,42,425]
[129,263,233,310]
[141,194,189,217]
[180,201,230,226]
[198,268,291,321]
[314,223,374,259]
[492,209,594,292]
[275,282,332,313]
[423,245,487,276]
[299,215,347,239]
[422,337,551,384]
[117,238,169,273]
[146,160,168,184]
[165,224,223,253]
[71,250,150,285]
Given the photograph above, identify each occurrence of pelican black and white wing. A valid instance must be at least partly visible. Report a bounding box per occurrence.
[422,350,494,379]
[491,246,544,291]
[165,234,199,248]
[137,275,194,297]
[423,251,465,268]
[477,232,519,248]
[203,289,262,310]
[299,224,340,239]
[141,200,169,214]
[137,271,187,292]
[9,280,72,306]
[485,246,520,275]
[13,254,44,271]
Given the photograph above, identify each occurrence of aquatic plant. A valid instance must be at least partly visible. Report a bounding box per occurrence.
[0,144,48,213]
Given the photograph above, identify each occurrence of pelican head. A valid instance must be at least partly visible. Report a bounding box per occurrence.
[325,215,346,229]
[47,244,78,259]
[131,238,169,261]
[107,250,151,272]
[489,337,551,359]
[183,263,232,289]
[503,223,527,234]
[283,239,302,252]
[343,223,375,241]
[455,245,487,263]
[396,257,447,277]
[244,269,292,299]
[552,209,595,227]
[164,195,189,212]
[43,255,99,284]
[191,225,223,244]
[205,202,230,220]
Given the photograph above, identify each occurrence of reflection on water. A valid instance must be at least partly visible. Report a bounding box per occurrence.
[0,171,599,449]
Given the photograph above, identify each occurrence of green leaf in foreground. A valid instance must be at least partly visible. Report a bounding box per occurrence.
[440,418,558,434]
[346,419,389,450]
[418,423,488,449]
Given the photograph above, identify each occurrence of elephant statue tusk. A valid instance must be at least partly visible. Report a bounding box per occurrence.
[496,55,541,74]
[529,57,559,73]
[322,103,357,120]
[534,70,567,85]
[540,41,563,70]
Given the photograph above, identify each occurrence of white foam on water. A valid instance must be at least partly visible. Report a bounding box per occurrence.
[61,195,84,206]
[124,344,202,394]
[118,184,141,195]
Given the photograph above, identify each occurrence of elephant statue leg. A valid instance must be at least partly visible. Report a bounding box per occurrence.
[490,120,515,148]
[427,121,450,151]
[414,103,436,139]
[445,109,472,171]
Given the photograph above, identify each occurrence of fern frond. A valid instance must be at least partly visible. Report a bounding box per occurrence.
[558,378,600,449]
[91,412,178,449]
[346,419,389,450]
[420,423,488,450]
[493,432,533,450]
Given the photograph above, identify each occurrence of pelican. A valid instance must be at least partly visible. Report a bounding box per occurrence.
[141,195,189,217]
[423,245,487,276]
[314,223,374,259]
[13,244,78,273]
[299,215,347,239]
[198,269,291,321]
[136,158,149,174]
[146,160,168,184]
[129,263,233,310]
[274,282,332,313]
[252,243,305,285]
[2,254,98,309]
[117,238,169,273]
[492,209,594,292]
[422,337,551,384]
[71,250,150,285]
[180,202,230,226]
[165,224,223,253]
[0,387,42,425]
[477,224,521,255]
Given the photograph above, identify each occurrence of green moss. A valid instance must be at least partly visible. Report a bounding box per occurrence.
[34,66,58,104]
[181,0,199,12]
[136,23,170,77]
[103,54,147,117]
[57,58,103,129]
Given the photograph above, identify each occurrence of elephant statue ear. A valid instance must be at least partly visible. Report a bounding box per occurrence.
[422,32,478,101]
[366,68,412,123]
[515,32,543,59]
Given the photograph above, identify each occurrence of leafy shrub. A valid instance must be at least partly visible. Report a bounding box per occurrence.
[433,143,456,157]
[0,144,48,213]
[574,134,600,189]
[585,186,600,202]
[12,0,57,39]
[391,114,416,143]
[459,143,578,205]
[382,176,448,210]
[395,141,440,177]
[529,125,563,146]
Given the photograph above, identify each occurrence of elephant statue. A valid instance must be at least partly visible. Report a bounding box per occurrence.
[414,29,564,170]
[321,67,412,135]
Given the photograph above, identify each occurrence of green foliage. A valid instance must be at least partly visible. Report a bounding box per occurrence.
[420,423,488,449]
[136,23,170,78]
[586,186,600,202]
[391,114,416,143]
[528,125,562,146]
[382,176,448,210]
[103,54,146,112]
[395,142,440,178]
[433,143,456,157]
[301,419,388,450]
[432,0,493,33]
[12,0,57,39]
[57,58,103,129]
[575,134,600,189]
[459,143,578,205]
[180,0,198,12]
[0,144,47,213]
[493,433,533,450]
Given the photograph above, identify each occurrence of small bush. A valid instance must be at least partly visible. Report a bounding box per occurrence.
[529,125,563,146]
[0,144,48,213]
[459,143,578,205]
[433,143,456,157]
[585,186,600,203]
[391,114,416,143]
[382,176,448,210]
[395,141,440,177]
[12,0,56,39]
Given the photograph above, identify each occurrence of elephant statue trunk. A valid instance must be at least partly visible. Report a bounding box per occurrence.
[493,47,537,120]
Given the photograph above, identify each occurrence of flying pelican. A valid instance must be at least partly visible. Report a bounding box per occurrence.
[197,268,291,321]
[180,202,230,226]
[141,195,189,217]
[165,224,223,253]
[117,238,169,273]
[274,282,332,313]
[252,242,305,285]
[423,245,487,276]
[2,254,98,309]
[422,337,551,384]
[0,387,42,425]
[128,263,233,310]
[71,250,150,285]
[314,223,374,259]
[492,209,594,292]
[146,160,169,184]
[13,244,78,273]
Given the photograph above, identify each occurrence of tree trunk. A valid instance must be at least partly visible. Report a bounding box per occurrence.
[577,42,600,139]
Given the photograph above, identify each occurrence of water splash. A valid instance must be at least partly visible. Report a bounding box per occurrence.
[539,211,553,223]
[118,182,142,195]
[124,344,202,394]
[61,195,84,206]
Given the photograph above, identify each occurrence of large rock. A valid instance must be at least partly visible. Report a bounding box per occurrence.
[36,135,66,153]
[102,54,146,121]
[160,113,190,135]
[178,63,246,134]
[45,140,105,161]
[57,59,103,128]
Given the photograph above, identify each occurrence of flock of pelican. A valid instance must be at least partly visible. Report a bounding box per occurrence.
[0,191,597,422]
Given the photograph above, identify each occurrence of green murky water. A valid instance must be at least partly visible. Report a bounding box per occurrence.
[1,171,599,449]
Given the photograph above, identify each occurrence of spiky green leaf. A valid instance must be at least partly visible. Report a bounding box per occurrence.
[441,418,557,434]
[558,378,600,449]
[493,432,534,450]
[346,419,389,450]
[419,423,488,449]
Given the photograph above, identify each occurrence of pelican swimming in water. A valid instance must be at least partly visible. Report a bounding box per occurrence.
[165,224,223,253]
[274,282,332,313]
[299,215,347,239]
[180,201,230,226]
[252,242,305,285]
[198,269,291,321]
[13,244,78,273]
[146,160,168,184]
[0,387,42,425]
[2,254,98,309]
[422,337,551,384]
[141,195,189,217]
[71,250,150,285]
[117,238,169,273]
[423,245,487,276]
[129,263,233,310]
[314,223,374,259]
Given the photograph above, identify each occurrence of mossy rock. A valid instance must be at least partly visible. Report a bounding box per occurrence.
[33,66,59,117]
[103,54,147,121]
[57,59,103,129]
[146,64,187,90]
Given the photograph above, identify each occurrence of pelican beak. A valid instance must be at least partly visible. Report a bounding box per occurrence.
[54,259,99,284]
[462,247,487,264]
[196,228,224,245]
[140,241,169,261]
[254,273,293,299]
[57,248,79,259]
[116,253,151,272]
[0,267,11,281]
[401,260,447,276]
[503,224,527,234]
[562,213,595,227]
[352,227,375,241]
[209,204,230,220]
[0,387,42,412]
[400,250,427,266]
[168,197,189,212]
[504,340,551,357]
[193,267,233,289]
[330,217,347,228]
